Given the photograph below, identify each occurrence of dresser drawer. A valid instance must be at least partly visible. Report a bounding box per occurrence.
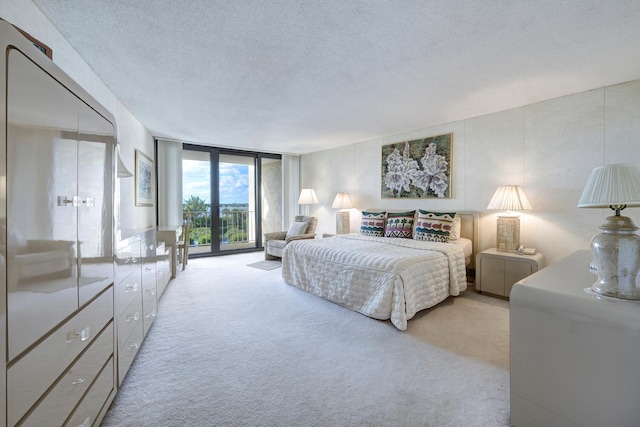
[8,288,113,425]
[18,323,114,427]
[142,260,157,334]
[142,285,157,337]
[156,242,171,298]
[141,237,156,262]
[118,324,143,385]
[117,292,142,351]
[65,356,115,427]
[115,240,141,282]
[116,268,142,313]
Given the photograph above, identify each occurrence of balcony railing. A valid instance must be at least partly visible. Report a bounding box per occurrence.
[183,209,256,251]
[219,208,254,245]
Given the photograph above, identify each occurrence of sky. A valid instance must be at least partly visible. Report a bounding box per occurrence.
[182,160,249,205]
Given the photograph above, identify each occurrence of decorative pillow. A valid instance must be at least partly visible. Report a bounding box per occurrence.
[360,211,386,237]
[449,215,462,240]
[286,220,310,239]
[414,210,456,242]
[384,211,415,238]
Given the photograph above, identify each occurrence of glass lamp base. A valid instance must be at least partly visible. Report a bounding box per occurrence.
[589,215,640,300]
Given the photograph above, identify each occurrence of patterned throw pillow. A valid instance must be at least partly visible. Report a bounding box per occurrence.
[384,211,415,238]
[414,210,456,242]
[360,211,386,237]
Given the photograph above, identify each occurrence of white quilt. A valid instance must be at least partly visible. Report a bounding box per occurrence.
[282,234,467,330]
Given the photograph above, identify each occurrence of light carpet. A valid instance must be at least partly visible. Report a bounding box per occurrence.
[102,252,510,427]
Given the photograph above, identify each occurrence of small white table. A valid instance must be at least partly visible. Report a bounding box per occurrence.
[157,225,181,279]
[510,250,640,426]
[475,248,544,298]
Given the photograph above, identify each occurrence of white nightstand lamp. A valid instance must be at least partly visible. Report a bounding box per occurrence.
[487,185,532,252]
[298,188,318,216]
[578,163,640,300]
[332,192,352,234]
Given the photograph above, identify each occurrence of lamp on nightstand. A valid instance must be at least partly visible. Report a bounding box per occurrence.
[298,188,318,216]
[332,192,352,234]
[578,163,640,300]
[487,185,532,252]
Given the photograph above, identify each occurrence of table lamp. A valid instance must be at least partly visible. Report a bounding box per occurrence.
[578,163,640,300]
[332,192,352,234]
[298,188,318,216]
[487,185,532,252]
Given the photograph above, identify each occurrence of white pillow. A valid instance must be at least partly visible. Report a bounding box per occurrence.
[286,220,309,239]
[449,215,462,240]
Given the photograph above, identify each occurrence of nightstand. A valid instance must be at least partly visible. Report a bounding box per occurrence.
[475,248,545,298]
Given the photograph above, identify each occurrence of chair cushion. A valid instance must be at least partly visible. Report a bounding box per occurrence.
[267,239,287,250]
[285,220,310,239]
[266,239,287,258]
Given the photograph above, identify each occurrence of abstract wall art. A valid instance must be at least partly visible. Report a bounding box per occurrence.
[381,133,452,198]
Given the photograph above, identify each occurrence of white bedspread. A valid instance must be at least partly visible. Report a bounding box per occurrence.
[282,234,467,330]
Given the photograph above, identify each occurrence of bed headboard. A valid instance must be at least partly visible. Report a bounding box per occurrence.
[456,211,479,268]
[364,209,479,269]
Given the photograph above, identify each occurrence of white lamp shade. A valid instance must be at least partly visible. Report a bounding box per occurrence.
[332,192,352,209]
[487,185,532,211]
[578,163,640,208]
[298,188,318,205]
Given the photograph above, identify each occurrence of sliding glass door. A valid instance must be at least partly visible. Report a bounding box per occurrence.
[218,154,256,252]
[182,144,281,257]
[182,149,212,255]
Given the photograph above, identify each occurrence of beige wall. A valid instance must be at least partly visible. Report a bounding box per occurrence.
[2,0,156,232]
[301,80,640,265]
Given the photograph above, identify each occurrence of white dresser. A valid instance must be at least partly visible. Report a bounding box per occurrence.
[2,21,118,426]
[510,250,640,426]
[116,228,158,385]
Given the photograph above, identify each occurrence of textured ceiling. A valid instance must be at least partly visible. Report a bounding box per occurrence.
[33,0,640,154]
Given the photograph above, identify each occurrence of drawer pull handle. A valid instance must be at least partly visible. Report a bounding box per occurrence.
[72,378,86,385]
[125,283,139,292]
[146,310,157,319]
[66,327,91,343]
[129,342,139,350]
[145,288,156,295]
[78,416,91,427]
[126,312,140,322]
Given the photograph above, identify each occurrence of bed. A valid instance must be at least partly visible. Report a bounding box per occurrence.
[282,211,478,330]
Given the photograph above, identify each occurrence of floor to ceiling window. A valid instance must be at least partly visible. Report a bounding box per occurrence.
[182,144,281,257]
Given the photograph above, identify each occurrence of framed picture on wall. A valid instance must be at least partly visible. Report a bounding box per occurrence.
[381,133,453,198]
[135,149,154,207]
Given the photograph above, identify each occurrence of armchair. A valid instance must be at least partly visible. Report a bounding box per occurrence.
[264,215,318,260]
